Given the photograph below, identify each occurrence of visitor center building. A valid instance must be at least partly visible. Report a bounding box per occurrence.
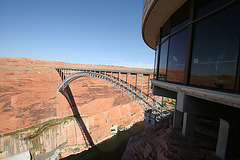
[142,0,240,159]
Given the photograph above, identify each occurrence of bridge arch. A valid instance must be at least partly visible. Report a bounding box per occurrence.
[56,68,170,113]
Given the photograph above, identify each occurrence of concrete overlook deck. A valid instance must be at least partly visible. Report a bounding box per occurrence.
[152,79,240,108]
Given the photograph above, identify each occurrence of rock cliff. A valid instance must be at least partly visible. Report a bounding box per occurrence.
[0,57,151,158]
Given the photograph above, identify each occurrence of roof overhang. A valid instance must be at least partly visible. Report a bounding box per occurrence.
[142,0,187,50]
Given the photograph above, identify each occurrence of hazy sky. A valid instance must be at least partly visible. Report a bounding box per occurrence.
[0,0,154,68]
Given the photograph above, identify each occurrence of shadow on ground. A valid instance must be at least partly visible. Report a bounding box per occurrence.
[61,121,144,160]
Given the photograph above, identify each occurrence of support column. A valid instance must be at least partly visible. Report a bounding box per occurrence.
[135,74,137,92]
[182,112,196,136]
[173,109,183,128]
[119,72,121,88]
[141,74,143,96]
[128,73,131,95]
[216,118,229,159]
[173,92,185,128]
[147,75,150,100]
[111,72,113,83]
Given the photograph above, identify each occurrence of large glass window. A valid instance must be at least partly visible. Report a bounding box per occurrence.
[166,20,188,83]
[158,36,168,80]
[196,0,232,18]
[156,1,189,83]
[190,3,240,90]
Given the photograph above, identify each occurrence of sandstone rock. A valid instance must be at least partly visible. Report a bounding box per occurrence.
[0,57,148,134]
[121,115,220,160]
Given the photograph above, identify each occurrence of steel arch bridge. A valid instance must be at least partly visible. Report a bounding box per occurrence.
[56,67,171,148]
[56,68,170,113]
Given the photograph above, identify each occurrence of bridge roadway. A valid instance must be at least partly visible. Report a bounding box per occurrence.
[56,67,171,148]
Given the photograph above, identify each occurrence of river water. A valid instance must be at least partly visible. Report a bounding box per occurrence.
[62,121,144,160]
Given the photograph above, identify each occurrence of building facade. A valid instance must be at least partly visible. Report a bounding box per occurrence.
[142,0,240,159]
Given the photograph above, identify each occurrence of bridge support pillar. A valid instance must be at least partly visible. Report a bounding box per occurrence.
[182,112,196,137]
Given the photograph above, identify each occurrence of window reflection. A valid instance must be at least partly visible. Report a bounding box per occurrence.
[167,20,188,83]
[190,3,240,90]
[158,37,168,80]
[196,0,232,18]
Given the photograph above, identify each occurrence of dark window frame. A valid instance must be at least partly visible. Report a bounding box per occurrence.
[234,38,240,94]
[154,34,161,80]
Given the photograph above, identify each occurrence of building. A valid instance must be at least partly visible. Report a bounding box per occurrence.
[142,0,240,159]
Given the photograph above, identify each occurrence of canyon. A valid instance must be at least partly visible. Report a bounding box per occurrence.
[0,57,153,159]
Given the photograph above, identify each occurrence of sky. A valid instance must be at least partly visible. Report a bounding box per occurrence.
[0,0,154,68]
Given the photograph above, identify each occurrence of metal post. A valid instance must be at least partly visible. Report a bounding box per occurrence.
[61,69,63,80]
[60,69,62,80]
[58,71,60,86]
[161,96,164,117]
[105,71,106,80]
[111,72,113,84]
[128,73,131,95]
[135,74,137,92]
[64,69,66,80]
[147,74,150,100]
[119,72,121,88]
[141,74,143,96]
[63,69,64,80]
[62,69,64,80]
[155,96,158,108]
[65,69,66,79]
[162,96,164,106]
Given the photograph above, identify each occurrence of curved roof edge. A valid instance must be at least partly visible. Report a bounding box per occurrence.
[142,0,187,50]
